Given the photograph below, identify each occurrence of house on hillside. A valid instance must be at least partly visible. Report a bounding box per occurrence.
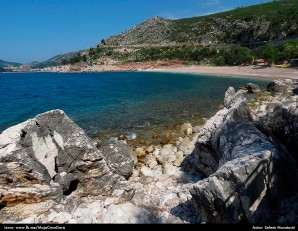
[252,59,266,66]
[252,59,270,68]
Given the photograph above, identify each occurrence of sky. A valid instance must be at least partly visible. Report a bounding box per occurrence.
[0,0,272,63]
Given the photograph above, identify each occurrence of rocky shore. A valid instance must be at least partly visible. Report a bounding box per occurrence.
[0,79,297,224]
[39,60,183,73]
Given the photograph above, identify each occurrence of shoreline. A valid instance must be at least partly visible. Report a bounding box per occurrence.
[144,65,298,81]
[20,63,298,81]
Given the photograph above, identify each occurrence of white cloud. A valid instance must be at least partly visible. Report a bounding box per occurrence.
[160,0,234,20]
[199,0,222,8]
[161,10,197,19]
[161,6,232,20]
[199,7,232,16]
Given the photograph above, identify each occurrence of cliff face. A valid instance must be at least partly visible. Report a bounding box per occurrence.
[106,17,173,46]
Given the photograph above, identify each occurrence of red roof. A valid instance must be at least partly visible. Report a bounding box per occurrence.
[257,59,265,63]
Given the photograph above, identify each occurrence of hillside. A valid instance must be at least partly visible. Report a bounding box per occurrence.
[0,59,22,68]
[105,0,298,46]
[31,51,82,69]
[42,0,298,69]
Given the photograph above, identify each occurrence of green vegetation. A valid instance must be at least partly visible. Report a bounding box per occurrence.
[0,67,6,72]
[30,51,83,69]
[136,41,298,65]
[64,41,297,66]
[135,45,253,66]
[254,41,298,63]
[170,0,298,44]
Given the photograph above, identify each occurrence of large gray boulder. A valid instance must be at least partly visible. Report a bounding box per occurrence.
[190,86,297,224]
[191,121,296,224]
[260,104,298,159]
[194,87,252,177]
[101,143,134,179]
[0,110,132,208]
[267,80,295,94]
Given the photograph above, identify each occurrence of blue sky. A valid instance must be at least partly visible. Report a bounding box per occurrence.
[0,0,272,63]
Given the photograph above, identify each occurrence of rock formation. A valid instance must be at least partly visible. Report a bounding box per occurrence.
[0,110,133,210]
[191,83,297,224]
[246,83,261,93]
[260,104,298,158]
[194,87,252,177]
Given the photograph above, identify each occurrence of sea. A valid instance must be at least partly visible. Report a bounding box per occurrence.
[0,72,269,145]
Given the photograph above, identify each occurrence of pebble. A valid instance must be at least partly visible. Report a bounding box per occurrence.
[146,146,154,153]
[160,193,178,206]
[140,166,154,177]
[136,147,147,157]
[163,164,177,176]
[52,212,73,224]
[17,216,38,224]
[68,219,78,224]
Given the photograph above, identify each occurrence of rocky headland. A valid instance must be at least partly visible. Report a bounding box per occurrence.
[0,79,297,224]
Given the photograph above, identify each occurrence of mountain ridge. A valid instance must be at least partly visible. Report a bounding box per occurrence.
[30,51,82,69]
[104,0,298,46]
[0,59,22,68]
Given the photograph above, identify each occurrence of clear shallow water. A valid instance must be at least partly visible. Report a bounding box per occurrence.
[0,72,269,144]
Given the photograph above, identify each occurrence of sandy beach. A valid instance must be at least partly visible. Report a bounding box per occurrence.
[146,65,298,80]
[42,60,298,80]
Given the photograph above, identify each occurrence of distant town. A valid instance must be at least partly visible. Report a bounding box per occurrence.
[2,64,67,73]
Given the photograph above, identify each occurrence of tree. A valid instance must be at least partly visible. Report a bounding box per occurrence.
[255,44,278,63]
[281,41,298,60]
[62,59,69,65]
[82,55,87,62]
[89,48,95,57]
[101,39,106,45]
[218,46,252,66]
[262,45,278,63]
[70,56,81,64]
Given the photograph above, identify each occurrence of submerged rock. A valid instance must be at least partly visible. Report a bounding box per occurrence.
[246,83,260,93]
[180,123,193,135]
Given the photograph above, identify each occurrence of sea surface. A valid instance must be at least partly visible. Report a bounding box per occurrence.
[0,72,269,144]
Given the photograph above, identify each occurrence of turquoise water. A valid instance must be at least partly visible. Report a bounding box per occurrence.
[0,72,269,143]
